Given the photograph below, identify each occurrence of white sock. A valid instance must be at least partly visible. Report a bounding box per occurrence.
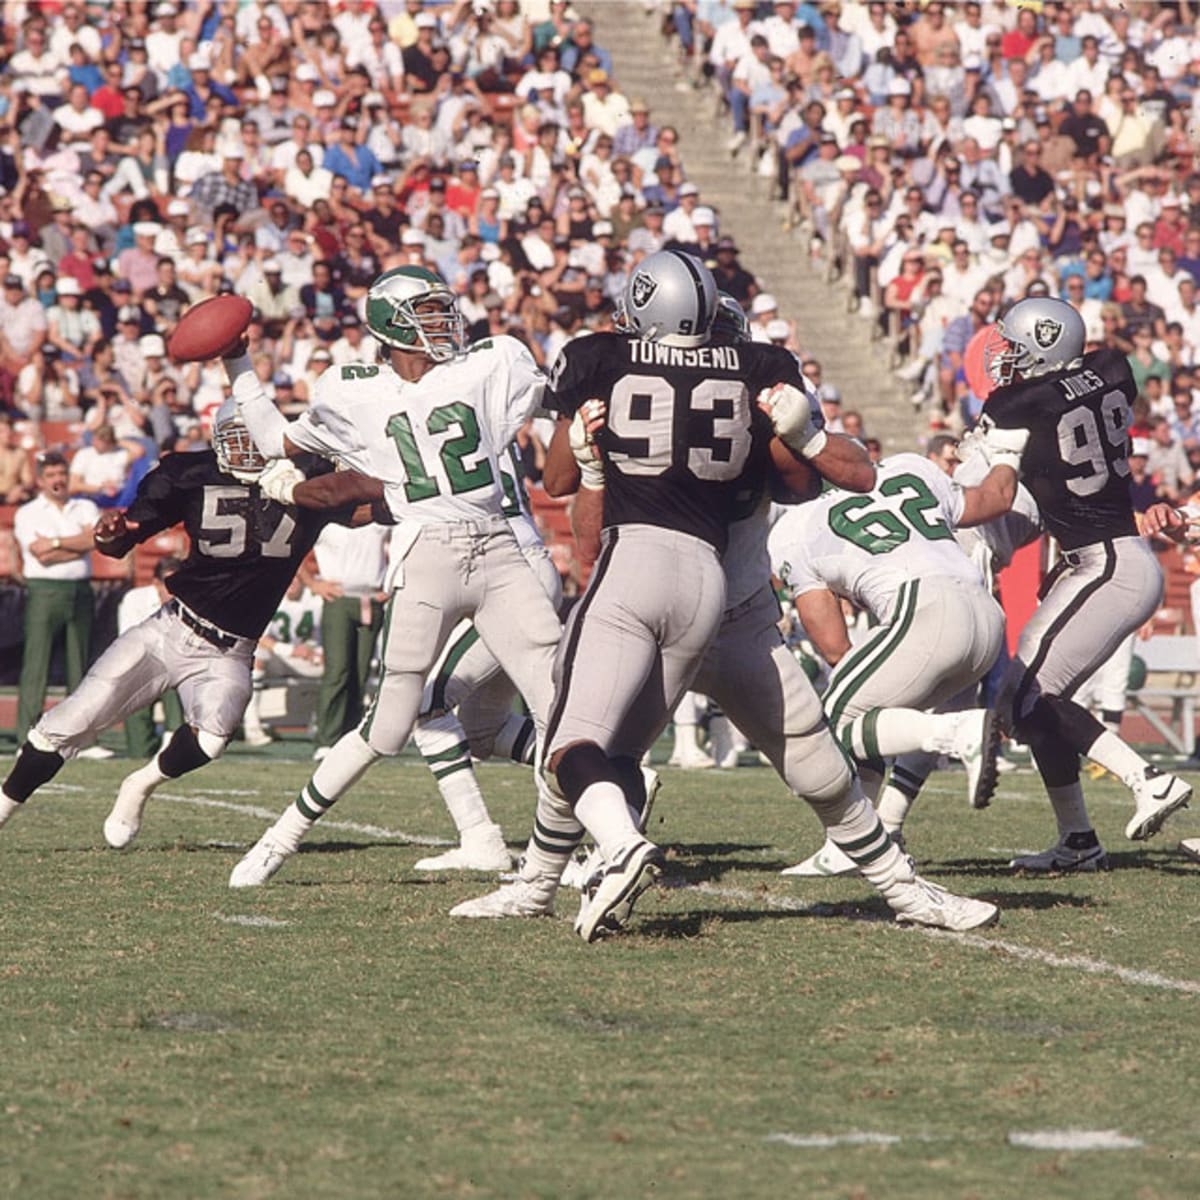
[131,757,168,791]
[846,709,951,759]
[271,803,315,853]
[575,781,642,862]
[0,794,20,826]
[824,793,907,885]
[1085,730,1150,790]
[414,716,490,834]
[875,785,912,834]
[1047,782,1093,838]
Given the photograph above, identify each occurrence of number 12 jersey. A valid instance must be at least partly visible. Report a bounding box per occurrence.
[981,346,1137,551]
[545,332,800,553]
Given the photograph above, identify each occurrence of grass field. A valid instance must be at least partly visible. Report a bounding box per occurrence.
[2,744,1199,1200]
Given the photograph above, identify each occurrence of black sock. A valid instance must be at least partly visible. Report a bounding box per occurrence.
[3,742,65,803]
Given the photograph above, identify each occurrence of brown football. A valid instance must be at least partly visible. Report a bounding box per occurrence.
[167,295,253,362]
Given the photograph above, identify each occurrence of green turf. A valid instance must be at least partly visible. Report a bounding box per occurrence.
[1,750,1198,1200]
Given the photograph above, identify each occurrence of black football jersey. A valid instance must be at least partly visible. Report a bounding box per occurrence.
[545,333,803,552]
[983,346,1137,551]
[103,450,355,639]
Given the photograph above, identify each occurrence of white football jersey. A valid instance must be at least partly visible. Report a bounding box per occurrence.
[266,589,324,648]
[769,454,983,622]
[287,335,545,525]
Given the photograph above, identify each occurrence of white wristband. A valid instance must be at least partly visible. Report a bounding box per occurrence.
[800,428,828,460]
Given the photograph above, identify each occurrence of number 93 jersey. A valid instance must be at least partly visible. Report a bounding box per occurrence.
[768,454,983,621]
[546,332,794,553]
[290,336,544,526]
[980,345,1137,551]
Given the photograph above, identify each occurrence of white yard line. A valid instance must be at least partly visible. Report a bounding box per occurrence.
[212,913,291,928]
[156,792,454,847]
[766,1129,1145,1152]
[1008,1130,1145,1151]
[688,883,1200,995]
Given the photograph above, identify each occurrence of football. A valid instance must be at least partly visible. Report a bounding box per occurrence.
[167,295,253,362]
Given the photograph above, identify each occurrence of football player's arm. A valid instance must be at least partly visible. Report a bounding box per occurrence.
[543,399,606,497]
[571,483,604,567]
[291,469,384,511]
[956,464,1019,527]
[803,432,875,493]
[224,347,302,459]
[94,466,182,558]
[1142,501,1196,542]
[793,587,852,666]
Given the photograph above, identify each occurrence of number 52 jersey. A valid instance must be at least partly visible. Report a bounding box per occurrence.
[768,454,983,621]
[545,332,798,554]
[286,336,545,526]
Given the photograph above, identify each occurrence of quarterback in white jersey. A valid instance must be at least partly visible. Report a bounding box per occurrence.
[227,266,563,888]
[769,452,1006,875]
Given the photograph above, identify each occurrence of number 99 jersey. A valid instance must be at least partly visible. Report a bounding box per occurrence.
[980,346,1137,552]
[545,332,798,553]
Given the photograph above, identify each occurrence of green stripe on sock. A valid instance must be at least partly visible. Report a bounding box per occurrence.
[422,741,471,767]
[295,792,322,821]
[852,838,894,866]
[431,760,473,781]
[862,710,881,763]
[837,828,888,854]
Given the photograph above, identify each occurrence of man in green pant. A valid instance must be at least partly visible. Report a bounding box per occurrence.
[305,523,387,760]
[13,452,100,743]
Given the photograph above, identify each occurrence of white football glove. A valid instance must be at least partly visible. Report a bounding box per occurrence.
[979,419,1029,474]
[568,400,606,490]
[759,382,828,460]
[258,458,307,505]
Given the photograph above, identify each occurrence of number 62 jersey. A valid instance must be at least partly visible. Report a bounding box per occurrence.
[768,454,983,621]
[979,345,1137,551]
[545,332,800,554]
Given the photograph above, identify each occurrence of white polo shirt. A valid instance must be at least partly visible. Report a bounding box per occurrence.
[14,493,100,581]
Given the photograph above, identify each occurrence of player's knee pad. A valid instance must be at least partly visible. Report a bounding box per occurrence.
[1014,695,1104,758]
[3,738,65,802]
[550,741,616,807]
[1026,727,1080,788]
[158,725,222,778]
[782,724,855,811]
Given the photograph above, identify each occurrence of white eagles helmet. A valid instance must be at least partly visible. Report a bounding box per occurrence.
[213,397,268,482]
[615,249,717,348]
[365,265,465,362]
[988,296,1085,386]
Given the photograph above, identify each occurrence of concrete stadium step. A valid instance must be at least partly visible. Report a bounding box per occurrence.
[591,1,917,451]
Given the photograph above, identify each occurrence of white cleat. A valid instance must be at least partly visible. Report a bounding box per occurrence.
[242,728,273,748]
[781,838,859,877]
[77,745,115,760]
[1126,769,1191,841]
[229,832,295,888]
[1180,837,1200,863]
[574,839,665,943]
[562,769,662,891]
[449,871,558,918]
[668,745,715,770]
[103,768,158,848]
[414,823,513,872]
[885,870,1000,932]
[951,709,1001,809]
[1010,836,1109,873]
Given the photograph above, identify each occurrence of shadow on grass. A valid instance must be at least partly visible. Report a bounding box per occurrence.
[930,851,1199,878]
[665,842,794,882]
[635,906,868,939]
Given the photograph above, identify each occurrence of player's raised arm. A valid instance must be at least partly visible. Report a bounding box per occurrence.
[954,418,1028,527]
[758,382,875,493]
[223,342,303,460]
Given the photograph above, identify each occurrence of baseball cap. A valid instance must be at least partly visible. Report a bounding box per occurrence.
[313,89,336,108]
[1000,117,1017,131]
[311,347,332,361]
[989,221,1011,238]
[593,220,614,236]
[273,372,293,388]
[692,206,715,226]
[401,229,425,246]
[588,68,609,85]
[429,177,447,191]
[820,383,842,403]
[3,274,22,289]
[133,221,161,238]
[92,257,112,273]
[113,279,133,293]
[186,228,208,245]
[835,154,860,172]
[139,333,165,356]
[1163,194,1182,208]
[363,91,386,108]
[167,199,190,216]
[835,87,856,101]
[751,293,778,315]
[262,258,282,273]
[766,318,790,341]
[480,187,499,199]
[118,304,141,322]
[629,98,649,114]
[415,12,437,28]
[54,276,81,296]
[10,220,30,238]
[887,78,911,98]
[679,182,699,197]
[585,276,605,290]
[296,63,319,82]
[1130,437,1152,457]
[717,236,738,252]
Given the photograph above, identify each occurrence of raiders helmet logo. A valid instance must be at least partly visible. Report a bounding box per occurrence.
[1033,317,1063,350]
[630,271,657,309]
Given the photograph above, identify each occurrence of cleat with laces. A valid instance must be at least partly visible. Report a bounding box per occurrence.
[229,833,295,887]
[103,767,159,848]
[885,869,1000,932]
[1125,768,1191,841]
[414,822,512,872]
[951,709,1001,809]
[781,838,858,877]
[574,839,664,943]
[449,870,558,918]
[1010,834,1109,874]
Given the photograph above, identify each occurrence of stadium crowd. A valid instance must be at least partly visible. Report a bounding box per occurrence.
[3,0,1200,752]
